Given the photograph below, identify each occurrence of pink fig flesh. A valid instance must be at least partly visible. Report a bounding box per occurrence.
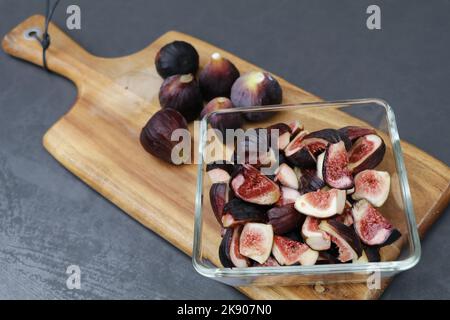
[272,235,319,266]
[301,216,331,251]
[348,134,386,174]
[231,165,281,205]
[323,141,354,190]
[294,188,346,218]
[352,170,391,207]
[239,223,274,264]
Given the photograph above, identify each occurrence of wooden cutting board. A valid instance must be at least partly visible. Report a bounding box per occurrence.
[3,15,450,300]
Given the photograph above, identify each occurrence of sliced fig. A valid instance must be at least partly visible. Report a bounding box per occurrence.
[219,228,235,267]
[230,226,250,267]
[206,161,235,183]
[219,227,250,268]
[298,168,326,194]
[319,220,363,262]
[333,201,354,226]
[209,183,228,225]
[322,141,354,190]
[316,152,325,180]
[301,216,331,251]
[267,204,303,235]
[317,251,341,265]
[352,200,400,246]
[346,187,355,195]
[266,123,292,150]
[348,134,386,174]
[272,235,319,266]
[305,129,351,151]
[231,165,281,205]
[239,223,274,264]
[352,170,391,207]
[294,188,346,218]
[221,198,267,227]
[276,186,301,206]
[284,131,317,168]
[253,256,280,267]
[288,120,304,136]
[274,163,299,189]
[338,126,376,142]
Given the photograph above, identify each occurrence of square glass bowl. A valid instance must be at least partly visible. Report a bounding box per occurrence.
[193,99,420,286]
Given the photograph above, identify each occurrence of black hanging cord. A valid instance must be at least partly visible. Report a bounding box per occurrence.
[32,0,61,71]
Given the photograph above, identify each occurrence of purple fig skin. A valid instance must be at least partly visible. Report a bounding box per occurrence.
[200,97,244,138]
[298,169,326,194]
[155,41,199,78]
[326,219,363,257]
[159,74,203,122]
[199,53,240,101]
[338,126,376,142]
[267,204,303,235]
[219,228,234,267]
[221,198,267,227]
[230,71,283,122]
[266,123,292,150]
[348,134,386,174]
[305,129,351,151]
[210,183,228,226]
[140,109,188,165]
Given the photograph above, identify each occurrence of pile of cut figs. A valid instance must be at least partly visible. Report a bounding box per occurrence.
[208,124,401,267]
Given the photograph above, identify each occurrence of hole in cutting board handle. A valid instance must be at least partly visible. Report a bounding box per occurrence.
[24,28,42,40]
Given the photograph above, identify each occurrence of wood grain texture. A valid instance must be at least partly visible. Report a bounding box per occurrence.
[2,15,449,300]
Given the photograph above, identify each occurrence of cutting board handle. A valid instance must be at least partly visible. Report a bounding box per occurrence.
[2,15,94,85]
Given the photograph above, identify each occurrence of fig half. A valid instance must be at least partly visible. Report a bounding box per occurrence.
[272,235,319,266]
[294,188,346,218]
[239,223,274,264]
[348,134,386,174]
[230,71,283,122]
[305,129,351,151]
[274,163,299,189]
[322,141,354,190]
[352,199,400,246]
[352,170,391,207]
[221,198,267,227]
[301,216,331,251]
[284,131,316,168]
[267,204,303,235]
[199,52,240,101]
[231,165,281,205]
[338,126,376,142]
[319,220,363,262]
[219,227,250,268]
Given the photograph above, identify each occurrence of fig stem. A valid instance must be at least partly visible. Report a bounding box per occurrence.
[211,52,222,60]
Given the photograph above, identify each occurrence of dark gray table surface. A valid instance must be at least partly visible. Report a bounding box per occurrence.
[0,0,449,299]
